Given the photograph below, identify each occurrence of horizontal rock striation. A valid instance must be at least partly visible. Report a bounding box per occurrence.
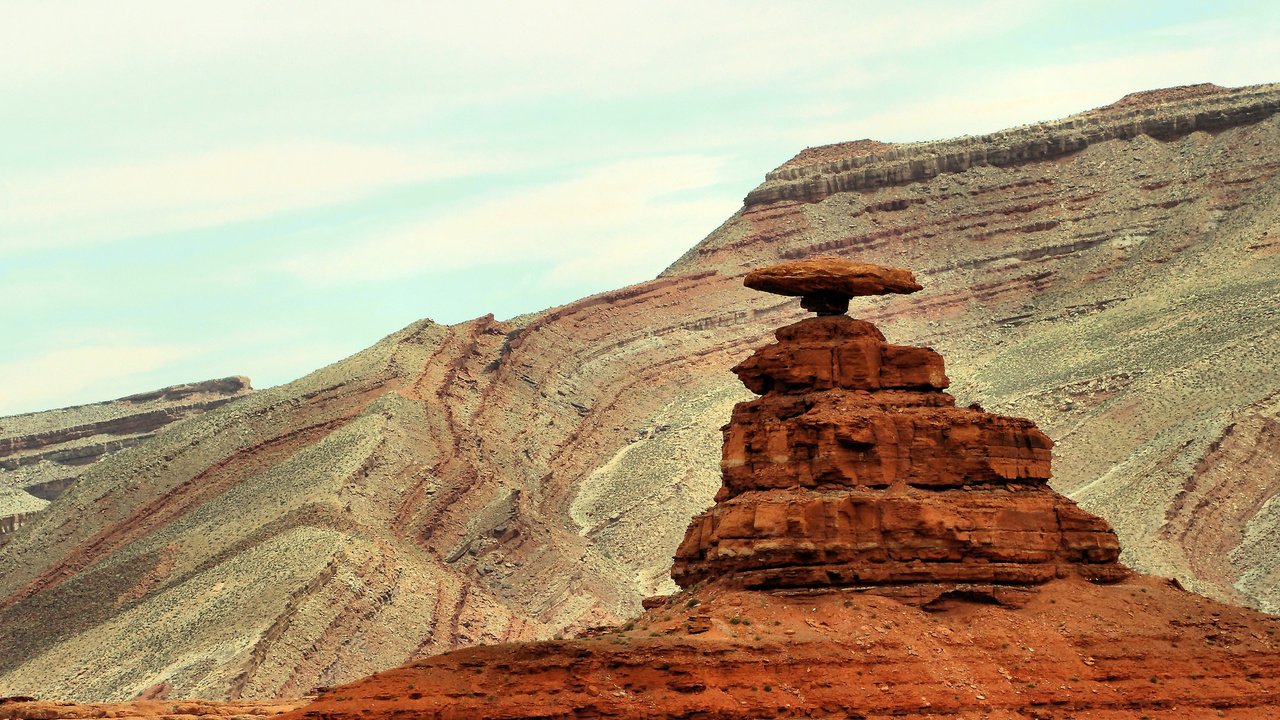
[276,577,1280,720]
[745,83,1280,206]
[0,377,252,459]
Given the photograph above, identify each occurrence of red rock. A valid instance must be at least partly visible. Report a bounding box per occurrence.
[744,257,921,315]
[744,257,923,298]
[271,576,1280,720]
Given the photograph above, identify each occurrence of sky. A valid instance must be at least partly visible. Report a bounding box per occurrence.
[2,1,1278,416]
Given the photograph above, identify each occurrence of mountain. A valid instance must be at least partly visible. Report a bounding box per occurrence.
[0,378,252,548]
[37,257,1272,720]
[2,82,1278,702]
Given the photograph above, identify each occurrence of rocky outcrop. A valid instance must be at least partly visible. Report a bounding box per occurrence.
[671,264,1125,599]
[0,513,36,547]
[745,82,1280,205]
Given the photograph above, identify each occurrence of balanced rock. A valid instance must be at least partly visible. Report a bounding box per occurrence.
[673,261,1125,605]
[744,257,922,314]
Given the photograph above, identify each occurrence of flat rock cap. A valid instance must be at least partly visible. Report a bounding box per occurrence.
[744,258,923,298]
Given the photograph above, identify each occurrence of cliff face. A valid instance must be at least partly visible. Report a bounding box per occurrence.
[0,378,252,547]
[1,83,1278,702]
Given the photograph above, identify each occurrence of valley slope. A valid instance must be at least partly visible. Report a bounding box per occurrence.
[1,82,1278,701]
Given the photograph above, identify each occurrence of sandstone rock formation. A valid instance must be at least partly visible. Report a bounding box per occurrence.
[2,82,1279,701]
[258,263,1280,719]
[0,378,252,547]
[672,260,1126,602]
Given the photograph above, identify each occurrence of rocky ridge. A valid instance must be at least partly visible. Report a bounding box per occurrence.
[0,378,252,546]
[2,82,1278,701]
[745,83,1280,205]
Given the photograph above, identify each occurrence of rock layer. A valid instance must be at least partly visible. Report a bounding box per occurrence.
[0,378,252,547]
[277,577,1280,720]
[744,82,1280,205]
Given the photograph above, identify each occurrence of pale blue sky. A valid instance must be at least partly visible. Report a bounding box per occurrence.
[2,1,1278,416]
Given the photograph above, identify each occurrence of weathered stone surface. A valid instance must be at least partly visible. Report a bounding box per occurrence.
[732,316,947,393]
[674,488,1125,591]
[273,577,1280,720]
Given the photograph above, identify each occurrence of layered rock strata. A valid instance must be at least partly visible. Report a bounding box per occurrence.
[0,378,252,547]
[672,260,1125,602]
[745,82,1280,205]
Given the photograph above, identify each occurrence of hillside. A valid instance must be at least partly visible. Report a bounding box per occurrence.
[0,378,252,547]
[1,82,1277,701]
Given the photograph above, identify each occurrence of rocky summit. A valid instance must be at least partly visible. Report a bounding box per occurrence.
[742,258,922,314]
[250,262,1280,720]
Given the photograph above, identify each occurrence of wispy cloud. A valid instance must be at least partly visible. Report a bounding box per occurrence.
[800,39,1280,146]
[278,154,737,289]
[1,143,485,254]
[2,1,1276,414]
[0,1,1036,103]
[0,344,197,417]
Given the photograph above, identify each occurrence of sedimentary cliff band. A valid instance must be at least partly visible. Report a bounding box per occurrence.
[745,83,1280,205]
